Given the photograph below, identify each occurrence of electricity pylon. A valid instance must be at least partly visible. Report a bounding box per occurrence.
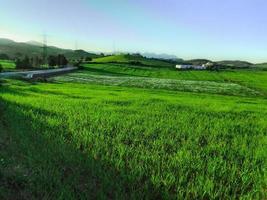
[42,33,48,65]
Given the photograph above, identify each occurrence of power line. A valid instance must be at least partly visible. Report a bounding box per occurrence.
[42,33,48,65]
[75,40,78,51]
[113,41,116,54]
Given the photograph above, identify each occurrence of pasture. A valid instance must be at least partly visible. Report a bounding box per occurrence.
[0,63,266,199]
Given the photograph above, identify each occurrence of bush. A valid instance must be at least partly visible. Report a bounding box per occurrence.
[0,64,3,72]
[85,57,92,62]
[15,56,33,69]
[73,60,84,69]
[129,61,143,65]
[57,54,68,66]
[0,53,10,60]
[48,56,57,67]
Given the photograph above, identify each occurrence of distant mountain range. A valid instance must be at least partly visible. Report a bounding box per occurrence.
[0,38,100,60]
[0,38,263,68]
[142,52,181,60]
[26,40,43,46]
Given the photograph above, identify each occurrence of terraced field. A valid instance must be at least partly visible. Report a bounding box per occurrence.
[1,63,267,199]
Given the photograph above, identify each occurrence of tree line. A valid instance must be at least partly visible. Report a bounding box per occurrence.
[0,53,10,60]
[15,54,68,69]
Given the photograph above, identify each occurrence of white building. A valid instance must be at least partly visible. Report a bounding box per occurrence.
[175,64,207,70]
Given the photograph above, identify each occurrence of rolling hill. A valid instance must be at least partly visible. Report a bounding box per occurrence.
[217,60,253,68]
[254,63,267,69]
[92,54,258,69]
[92,54,176,68]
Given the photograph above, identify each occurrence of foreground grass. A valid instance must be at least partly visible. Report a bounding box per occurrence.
[1,79,266,199]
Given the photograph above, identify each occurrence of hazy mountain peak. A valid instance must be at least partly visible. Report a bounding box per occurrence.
[0,38,16,44]
[26,40,43,46]
[142,52,178,60]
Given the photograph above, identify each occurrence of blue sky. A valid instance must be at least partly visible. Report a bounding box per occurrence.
[0,0,266,62]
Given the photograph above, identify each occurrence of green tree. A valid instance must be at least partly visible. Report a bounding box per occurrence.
[16,56,32,69]
[15,52,23,58]
[85,56,92,62]
[0,64,3,72]
[30,56,42,68]
[0,54,10,60]
[23,56,32,69]
[57,54,68,66]
[48,56,57,67]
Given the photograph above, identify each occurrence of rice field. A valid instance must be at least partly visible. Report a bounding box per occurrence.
[56,73,261,97]
[0,63,267,199]
[82,63,267,94]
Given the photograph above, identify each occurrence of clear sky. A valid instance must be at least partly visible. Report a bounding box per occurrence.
[0,0,266,62]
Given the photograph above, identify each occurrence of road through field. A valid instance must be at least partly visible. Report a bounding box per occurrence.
[0,66,77,79]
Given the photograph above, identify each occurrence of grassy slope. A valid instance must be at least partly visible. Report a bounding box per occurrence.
[255,63,267,69]
[1,63,267,199]
[0,59,16,71]
[93,54,174,67]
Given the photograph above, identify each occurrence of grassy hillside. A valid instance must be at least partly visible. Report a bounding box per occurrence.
[0,59,16,71]
[254,63,267,69]
[93,54,175,68]
[0,38,99,60]
[65,50,100,60]
[216,60,253,68]
[92,54,259,69]
[1,62,267,199]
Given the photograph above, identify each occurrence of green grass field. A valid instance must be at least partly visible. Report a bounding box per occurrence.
[93,54,174,68]
[0,59,16,71]
[64,63,267,95]
[1,62,267,199]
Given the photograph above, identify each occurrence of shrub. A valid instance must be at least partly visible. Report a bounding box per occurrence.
[57,54,68,66]
[85,57,92,62]
[73,60,84,69]
[15,56,32,69]
[0,53,10,60]
[129,61,143,65]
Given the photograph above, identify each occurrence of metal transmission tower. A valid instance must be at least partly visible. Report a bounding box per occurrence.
[42,33,48,65]
[113,41,116,55]
[75,40,78,51]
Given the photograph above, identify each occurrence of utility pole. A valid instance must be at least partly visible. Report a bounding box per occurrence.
[75,40,78,51]
[42,33,48,65]
[113,41,116,55]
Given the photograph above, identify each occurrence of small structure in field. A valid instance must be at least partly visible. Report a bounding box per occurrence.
[175,64,207,70]
[203,62,215,69]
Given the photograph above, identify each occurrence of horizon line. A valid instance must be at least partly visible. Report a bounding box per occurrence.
[0,37,265,64]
